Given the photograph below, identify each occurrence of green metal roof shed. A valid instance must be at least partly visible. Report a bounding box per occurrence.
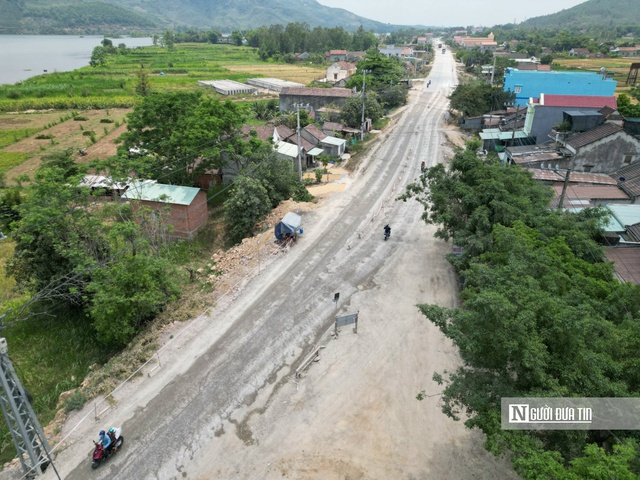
[122,182,201,206]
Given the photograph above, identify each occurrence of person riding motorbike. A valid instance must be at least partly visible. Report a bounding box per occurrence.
[384,224,391,240]
[98,429,112,456]
[107,428,118,452]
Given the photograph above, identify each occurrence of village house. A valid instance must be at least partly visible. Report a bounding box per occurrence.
[553,123,640,174]
[523,94,618,144]
[121,181,208,240]
[325,50,348,62]
[300,124,346,158]
[326,61,357,83]
[378,45,414,58]
[454,32,498,51]
[611,46,640,57]
[279,87,355,112]
[568,48,592,57]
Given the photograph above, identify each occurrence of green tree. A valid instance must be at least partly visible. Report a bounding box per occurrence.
[0,187,22,232]
[341,92,384,128]
[224,176,271,244]
[89,46,107,67]
[135,69,151,97]
[119,91,246,185]
[404,143,640,479]
[87,246,179,347]
[163,30,175,50]
[7,156,110,305]
[449,81,515,117]
[230,30,244,46]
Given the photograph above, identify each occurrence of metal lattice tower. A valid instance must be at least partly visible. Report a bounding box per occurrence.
[0,338,52,477]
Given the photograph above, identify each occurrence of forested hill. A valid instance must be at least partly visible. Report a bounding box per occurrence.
[521,0,640,29]
[0,0,408,35]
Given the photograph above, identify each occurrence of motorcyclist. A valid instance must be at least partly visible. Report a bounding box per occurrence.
[107,428,118,452]
[384,224,391,239]
[98,429,112,456]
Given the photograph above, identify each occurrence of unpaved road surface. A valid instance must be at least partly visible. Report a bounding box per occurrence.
[36,49,519,480]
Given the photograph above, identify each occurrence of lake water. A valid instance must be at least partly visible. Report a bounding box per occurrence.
[0,35,153,86]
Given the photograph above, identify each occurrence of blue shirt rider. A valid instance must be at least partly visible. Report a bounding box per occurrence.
[99,430,112,454]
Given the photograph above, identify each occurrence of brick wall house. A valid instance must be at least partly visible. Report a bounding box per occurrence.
[122,182,208,240]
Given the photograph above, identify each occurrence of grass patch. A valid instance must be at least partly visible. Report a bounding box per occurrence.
[0,152,31,175]
[0,309,110,464]
[0,129,40,148]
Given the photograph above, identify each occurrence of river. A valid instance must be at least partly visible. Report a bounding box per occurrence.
[0,35,153,86]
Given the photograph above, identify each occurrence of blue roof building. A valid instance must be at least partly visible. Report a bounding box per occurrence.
[504,68,617,107]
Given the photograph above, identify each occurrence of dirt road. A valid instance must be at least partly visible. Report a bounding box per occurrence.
[38,49,519,480]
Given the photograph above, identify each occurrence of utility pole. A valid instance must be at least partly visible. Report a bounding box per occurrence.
[490,55,496,84]
[0,338,57,478]
[557,168,572,209]
[295,104,303,182]
[360,70,369,141]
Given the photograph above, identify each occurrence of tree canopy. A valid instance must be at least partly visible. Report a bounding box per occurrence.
[118,91,247,186]
[402,142,640,478]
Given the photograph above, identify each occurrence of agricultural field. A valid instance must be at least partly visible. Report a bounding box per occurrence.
[0,109,129,183]
[0,43,325,182]
[552,56,637,94]
[0,43,325,112]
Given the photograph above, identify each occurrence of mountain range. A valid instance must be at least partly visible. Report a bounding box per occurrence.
[2,0,639,36]
[0,0,413,35]
[521,0,640,29]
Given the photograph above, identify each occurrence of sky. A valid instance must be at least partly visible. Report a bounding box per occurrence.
[317,0,588,27]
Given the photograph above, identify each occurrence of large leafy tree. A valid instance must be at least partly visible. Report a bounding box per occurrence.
[7,152,110,306]
[119,91,246,186]
[404,142,640,478]
[341,91,384,128]
[449,81,515,117]
[346,52,406,94]
[224,176,271,244]
[87,237,179,346]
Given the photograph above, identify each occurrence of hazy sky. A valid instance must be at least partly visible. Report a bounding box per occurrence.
[317,0,588,27]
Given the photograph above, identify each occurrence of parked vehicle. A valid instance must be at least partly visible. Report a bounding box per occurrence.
[91,427,123,469]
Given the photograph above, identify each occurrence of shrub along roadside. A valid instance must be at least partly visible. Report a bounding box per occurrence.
[402,141,640,478]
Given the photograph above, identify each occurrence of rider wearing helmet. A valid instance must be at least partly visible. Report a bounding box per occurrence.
[99,429,112,455]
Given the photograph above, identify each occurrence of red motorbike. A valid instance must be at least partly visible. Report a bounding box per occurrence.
[91,428,124,469]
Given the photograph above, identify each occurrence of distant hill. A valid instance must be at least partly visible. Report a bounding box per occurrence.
[521,0,640,29]
[0,0,413,35]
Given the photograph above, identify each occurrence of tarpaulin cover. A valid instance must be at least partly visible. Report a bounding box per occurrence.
[274,212,302,240]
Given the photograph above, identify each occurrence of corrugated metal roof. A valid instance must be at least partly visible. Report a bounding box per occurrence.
[605,247,640,284]
[606,204,640,228]
[280,87,354,98]
[276,141,299,158]
[566,123,622,149]
[553,184,629,201]
[479,129,529,140]
[539,94,617,109]
[122,182,200,205]
[321,136,347,146]
[612,162,640,197]
[627,223,640,242]
[308,147,324,156]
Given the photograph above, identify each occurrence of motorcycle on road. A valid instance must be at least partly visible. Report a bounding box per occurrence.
[91,427,123,469]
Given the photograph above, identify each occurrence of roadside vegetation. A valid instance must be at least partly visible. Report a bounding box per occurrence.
[0,32,419,466]
[403,141,640,478]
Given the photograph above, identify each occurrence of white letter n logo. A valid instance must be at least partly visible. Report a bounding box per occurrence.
[509,404,529,423]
